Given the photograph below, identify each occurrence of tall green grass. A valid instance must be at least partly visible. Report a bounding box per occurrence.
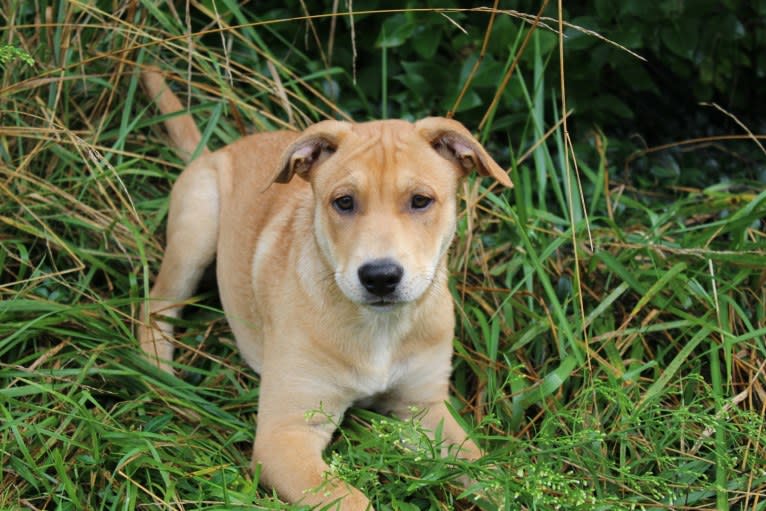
[1,2,765,510]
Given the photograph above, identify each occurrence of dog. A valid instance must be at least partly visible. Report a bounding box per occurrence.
[138,67,512,510]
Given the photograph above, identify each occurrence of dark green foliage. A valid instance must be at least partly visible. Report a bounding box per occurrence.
[242,0,766,183]
[562,1,766,133]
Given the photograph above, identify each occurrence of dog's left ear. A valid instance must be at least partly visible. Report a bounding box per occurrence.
[415,117,513,188]
[273,120,353,183]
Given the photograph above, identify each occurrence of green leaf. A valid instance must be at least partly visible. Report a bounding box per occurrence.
[375,15,415,49]
[616,25,644,49]
[640,326,712,407]
[594,0,618,19]
[412,24,441,59]
[520,354,579,408]
[661,24,697,59]
[588,94,634,119]
[566,16,600,51]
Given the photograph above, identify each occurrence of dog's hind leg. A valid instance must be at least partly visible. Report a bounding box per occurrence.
[139,159,220,372]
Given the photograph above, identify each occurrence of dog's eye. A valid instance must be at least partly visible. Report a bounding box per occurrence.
[333,195,355,213]
[410,194,433,210]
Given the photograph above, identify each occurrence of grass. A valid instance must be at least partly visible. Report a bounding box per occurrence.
[1,2,765,510]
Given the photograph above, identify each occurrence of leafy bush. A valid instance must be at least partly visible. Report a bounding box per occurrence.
[562,1,766,138]
[240,0,766,183]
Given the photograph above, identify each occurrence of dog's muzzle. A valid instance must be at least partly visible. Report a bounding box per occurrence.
[357,258,404,302]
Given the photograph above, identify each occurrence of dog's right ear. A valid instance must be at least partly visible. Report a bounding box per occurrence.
[273,120,352,183]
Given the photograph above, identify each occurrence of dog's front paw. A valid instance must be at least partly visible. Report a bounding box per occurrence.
[301,479,373,511]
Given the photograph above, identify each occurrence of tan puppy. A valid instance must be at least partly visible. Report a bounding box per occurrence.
[139,68,512,510]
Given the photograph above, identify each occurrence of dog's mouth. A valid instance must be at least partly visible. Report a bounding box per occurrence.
[365,298,402,309]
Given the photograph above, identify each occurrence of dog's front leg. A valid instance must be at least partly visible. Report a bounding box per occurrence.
[253,426,371,510]
[252,378,372,511]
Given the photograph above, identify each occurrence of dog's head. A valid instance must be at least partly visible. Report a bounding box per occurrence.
[273,118,512,310]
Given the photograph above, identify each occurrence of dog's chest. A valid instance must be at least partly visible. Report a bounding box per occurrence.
[350,315,411,402]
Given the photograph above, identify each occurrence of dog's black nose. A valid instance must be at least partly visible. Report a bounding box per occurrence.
[358,259,404,297]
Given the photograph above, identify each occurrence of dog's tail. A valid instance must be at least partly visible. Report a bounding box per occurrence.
[142,66,209,162]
